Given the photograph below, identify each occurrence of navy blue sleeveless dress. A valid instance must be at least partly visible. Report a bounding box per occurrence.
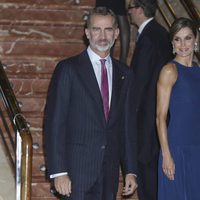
[158,60,200,200]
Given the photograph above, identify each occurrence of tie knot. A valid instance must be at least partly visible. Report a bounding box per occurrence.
[100,59,106,66]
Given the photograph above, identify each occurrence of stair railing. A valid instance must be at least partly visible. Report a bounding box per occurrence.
[0,62,32,200]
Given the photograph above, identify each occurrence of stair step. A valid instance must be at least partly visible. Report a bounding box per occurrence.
[0,144,15,200]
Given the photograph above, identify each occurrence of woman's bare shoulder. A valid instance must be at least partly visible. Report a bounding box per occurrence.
[159,62,177,84]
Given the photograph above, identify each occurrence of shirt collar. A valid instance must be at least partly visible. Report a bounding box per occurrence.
[138,17,154,34]
[87,46,112,67]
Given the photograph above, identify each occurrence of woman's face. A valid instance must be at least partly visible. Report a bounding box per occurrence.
[172,27,197,57]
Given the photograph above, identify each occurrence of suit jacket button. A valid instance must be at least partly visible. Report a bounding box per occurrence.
[101,145,105,149]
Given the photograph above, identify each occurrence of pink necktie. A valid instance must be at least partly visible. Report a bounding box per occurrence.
[100,59,109,121]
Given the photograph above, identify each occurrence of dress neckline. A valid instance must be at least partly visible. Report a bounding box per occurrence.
[172,60,198,69]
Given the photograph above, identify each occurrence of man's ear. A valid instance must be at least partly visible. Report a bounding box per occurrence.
[138,6,144,15]
[85,28,90,39]
[114,28,120,39]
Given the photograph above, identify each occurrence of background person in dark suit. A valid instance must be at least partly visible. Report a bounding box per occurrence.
[44,7,137,200]
[128,0,173,200]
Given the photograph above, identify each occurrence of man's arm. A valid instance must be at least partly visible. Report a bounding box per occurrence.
[44,60,73,196]
[120,70,138,197]
[122,71,138,174]
[44,60,72,180]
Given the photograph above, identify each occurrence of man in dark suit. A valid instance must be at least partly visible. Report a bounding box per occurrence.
[44,7,137,200]
[128,0,173,200]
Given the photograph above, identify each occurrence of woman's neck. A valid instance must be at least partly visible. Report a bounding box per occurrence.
[174,55,193,67]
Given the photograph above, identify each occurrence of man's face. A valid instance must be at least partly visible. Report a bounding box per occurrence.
[85,15,119,56]
[128,0,140,25]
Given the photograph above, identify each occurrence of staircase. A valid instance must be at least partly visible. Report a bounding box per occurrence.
[0,144,15,200]
[0,0,199,199]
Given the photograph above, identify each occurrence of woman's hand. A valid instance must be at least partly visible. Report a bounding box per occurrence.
[162,154,175,180]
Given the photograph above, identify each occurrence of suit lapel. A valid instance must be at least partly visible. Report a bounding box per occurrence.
[76,51,105,122]
[108,59,124,124]
[76,51,125,125]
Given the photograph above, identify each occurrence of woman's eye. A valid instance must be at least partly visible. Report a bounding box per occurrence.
[185,36,192,40]
[174,38,180,41]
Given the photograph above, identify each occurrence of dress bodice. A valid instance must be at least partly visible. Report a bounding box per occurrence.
[168,60,200,145]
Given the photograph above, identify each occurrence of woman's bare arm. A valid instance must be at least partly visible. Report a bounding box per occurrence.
[156,63,177,180]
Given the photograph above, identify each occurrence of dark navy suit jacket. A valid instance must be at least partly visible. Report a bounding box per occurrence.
[44,50,137,193]
[130,19,173,163]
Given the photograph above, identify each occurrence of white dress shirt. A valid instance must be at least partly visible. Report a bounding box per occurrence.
[138,17,154,35]
[87,46,113,106]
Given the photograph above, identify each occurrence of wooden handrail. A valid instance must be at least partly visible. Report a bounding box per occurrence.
[0,62,32,200]
[21,131,32,200]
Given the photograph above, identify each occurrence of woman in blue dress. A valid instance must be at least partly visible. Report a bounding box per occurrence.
[156,17,200,200]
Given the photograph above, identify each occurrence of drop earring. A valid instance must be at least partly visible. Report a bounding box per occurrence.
[173,46,176,55]
[194,42,199,52]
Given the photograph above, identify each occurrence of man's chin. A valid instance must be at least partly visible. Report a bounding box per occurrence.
[96,45,110,52]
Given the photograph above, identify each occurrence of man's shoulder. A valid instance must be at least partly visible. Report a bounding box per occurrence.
[58,50,87,66]
[145,20,168,35]
[55,50,89,73]
[141,20,169,45]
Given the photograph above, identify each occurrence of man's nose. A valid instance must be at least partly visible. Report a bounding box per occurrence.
[99,30,106,38]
